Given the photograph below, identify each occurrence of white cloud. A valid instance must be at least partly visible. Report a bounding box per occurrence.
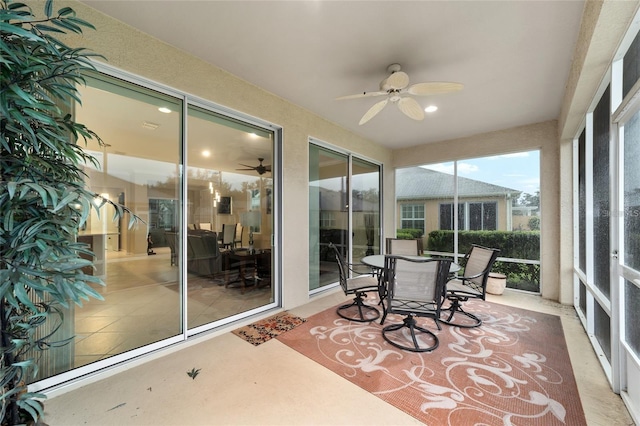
[457,163,479,175]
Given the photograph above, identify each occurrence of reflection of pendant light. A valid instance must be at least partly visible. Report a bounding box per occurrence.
[209,182,220,206]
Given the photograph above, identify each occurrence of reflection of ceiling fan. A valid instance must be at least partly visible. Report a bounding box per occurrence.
[236,157,271,175]
[336,63,463,125]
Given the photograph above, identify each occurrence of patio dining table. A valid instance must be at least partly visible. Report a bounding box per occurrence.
[360,254,460,274]
[360,254,460,324]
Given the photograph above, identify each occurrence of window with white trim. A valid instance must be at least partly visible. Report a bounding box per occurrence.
[401,204,425,232]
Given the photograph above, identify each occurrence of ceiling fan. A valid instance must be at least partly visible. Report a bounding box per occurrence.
[336,63,464,125]
[236,157,271,175]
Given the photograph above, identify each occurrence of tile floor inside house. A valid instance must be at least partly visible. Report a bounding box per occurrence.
[71,248,273,369]
[43,286,635,425]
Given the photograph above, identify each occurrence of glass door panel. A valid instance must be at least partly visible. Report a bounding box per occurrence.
[623,110,640,273]
[621,107,640,417]
[32,72,184,381]
[309,145,349,290]
[186,105,274,329]
[352,158,381,262]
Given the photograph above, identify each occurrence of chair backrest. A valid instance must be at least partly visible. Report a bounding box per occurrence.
[201,231,220,256]
[222,223,236,245]
[235,224,243,242]
[462,244,500,291]
[387,238,420,256]
[384,255,451,314]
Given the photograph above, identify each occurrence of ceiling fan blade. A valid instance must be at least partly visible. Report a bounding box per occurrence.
[265,165,272,171]
[335,91,387,100]
[359,99,388,125]
[236,168,255,171]
[407,82,464,96]
[384,71,410,90]
[397,97,425,121]
[238,163,256,168]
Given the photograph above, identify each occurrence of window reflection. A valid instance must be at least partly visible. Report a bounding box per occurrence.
[186,105,274,330]
[30,71,276,382]
[308,145,381,290]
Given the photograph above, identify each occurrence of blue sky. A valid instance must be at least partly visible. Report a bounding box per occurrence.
[423,150,540,196]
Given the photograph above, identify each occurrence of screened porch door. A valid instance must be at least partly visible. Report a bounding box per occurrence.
[616,103,640,421]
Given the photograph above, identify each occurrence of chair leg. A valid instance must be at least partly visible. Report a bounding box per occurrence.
[382,314,439,352]
[440,296,482,328]
[337,291,380,323]
[377,277,388,325]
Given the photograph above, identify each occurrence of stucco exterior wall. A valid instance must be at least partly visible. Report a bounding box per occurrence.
[397,196,512,238]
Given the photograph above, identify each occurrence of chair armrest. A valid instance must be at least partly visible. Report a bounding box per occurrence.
[347,262,375,277]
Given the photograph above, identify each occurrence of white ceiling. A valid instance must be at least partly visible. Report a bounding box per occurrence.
[81,0,585,149]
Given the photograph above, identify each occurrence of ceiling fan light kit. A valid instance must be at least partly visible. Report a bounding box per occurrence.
[337,63,463,125]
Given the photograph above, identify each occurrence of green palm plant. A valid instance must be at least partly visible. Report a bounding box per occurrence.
[1,1,137,423]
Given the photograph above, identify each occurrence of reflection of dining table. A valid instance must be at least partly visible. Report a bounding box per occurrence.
[225,249,270,294]
[360,254,461,324]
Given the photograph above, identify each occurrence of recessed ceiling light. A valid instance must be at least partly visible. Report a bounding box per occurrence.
[202,150,211,157]
[158,107,171,114]
[424,105,438,113]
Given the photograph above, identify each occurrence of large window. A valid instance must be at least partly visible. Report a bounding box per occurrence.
[398,151,540,292]
[439,203,464,231]
[439,202,497,231]
[401,204,425,232]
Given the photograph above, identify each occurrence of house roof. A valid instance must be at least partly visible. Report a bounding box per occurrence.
[396,167,521,200]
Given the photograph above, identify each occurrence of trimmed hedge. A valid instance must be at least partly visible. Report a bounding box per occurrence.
[396,228,423,239]
[427,230,541,292]
[427,230,539,260]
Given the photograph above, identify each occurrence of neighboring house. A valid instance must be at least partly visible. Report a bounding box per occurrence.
[395,167,521,234]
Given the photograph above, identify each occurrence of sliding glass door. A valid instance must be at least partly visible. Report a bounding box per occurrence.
[30,65,280,390]
[618,105,640,418]
[613,33,640,415]
[185,105,275,330]
[309,141,381,292]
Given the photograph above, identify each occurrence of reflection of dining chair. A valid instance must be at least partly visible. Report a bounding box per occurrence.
[386,238,420,255]
[381,256,451,352]
[234,224,243,248]
[166,231,178,266]
[256,250,271,288]
[198,222,212,231]
[440,244,500,328]
[221,223,236,250]
[329,242,380,322]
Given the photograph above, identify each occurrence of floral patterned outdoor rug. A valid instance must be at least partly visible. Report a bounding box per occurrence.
[278,300,586,425]
[232,312,307,346]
